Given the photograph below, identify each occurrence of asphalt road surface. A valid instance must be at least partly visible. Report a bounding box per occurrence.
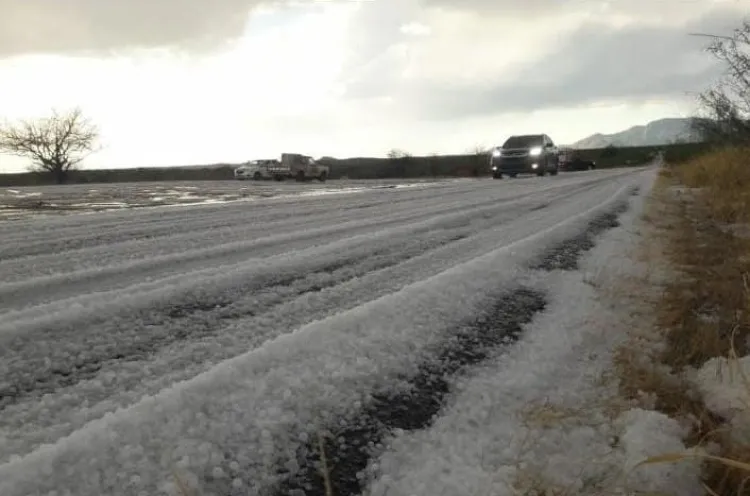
[0,168,650,496]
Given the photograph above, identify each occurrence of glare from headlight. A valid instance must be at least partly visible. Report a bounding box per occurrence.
[491,166,497,170]
[492,148,501,157]
[529,147,542,156]
[531,163,538,169]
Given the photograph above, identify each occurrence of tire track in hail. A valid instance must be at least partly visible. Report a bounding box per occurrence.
[0,181,599,308]
[267,189,640,496]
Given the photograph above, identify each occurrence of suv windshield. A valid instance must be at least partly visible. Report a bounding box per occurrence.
[502,135,543,148]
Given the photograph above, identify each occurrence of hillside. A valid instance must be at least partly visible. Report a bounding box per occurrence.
[571,117,705,149]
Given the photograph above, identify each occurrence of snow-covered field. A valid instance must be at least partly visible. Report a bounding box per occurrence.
[0,179,453,220]
[0,169,664,495]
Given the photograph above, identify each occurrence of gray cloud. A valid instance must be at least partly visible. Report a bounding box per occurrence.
[338,0,423,83]
[0,0,276,57]
[420,0,737,19]
[347,5,745,119]
[420,0,571,16]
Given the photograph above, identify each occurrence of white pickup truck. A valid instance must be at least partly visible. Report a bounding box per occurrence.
[233,159,279,180]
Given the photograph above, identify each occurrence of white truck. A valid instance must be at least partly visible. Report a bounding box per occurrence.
[233,159,279,180]
[268,153,329,182]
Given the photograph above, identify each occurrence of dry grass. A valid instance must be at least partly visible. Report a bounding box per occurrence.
[673,147,750,225]
[617,146,750,495]
[318,430,335,496]
[518,400,590,430]
[173,470,195,496]
[510,468,577,496]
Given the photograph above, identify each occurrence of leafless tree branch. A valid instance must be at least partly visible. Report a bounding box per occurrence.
[0,107,99,183]
[690,19,750,145]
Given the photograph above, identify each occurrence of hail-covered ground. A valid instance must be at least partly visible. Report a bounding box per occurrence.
[0,179,447,221]
[0,169,687,496]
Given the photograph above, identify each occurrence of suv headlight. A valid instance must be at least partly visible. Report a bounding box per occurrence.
[529,147,542,156]
[492,148,501,157]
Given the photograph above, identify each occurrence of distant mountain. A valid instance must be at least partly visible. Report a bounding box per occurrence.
[571,117,706,149]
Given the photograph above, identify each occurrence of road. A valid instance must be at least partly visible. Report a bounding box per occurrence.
[0,169,650,496]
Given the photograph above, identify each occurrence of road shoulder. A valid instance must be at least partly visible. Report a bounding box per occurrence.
[364,168,711,495]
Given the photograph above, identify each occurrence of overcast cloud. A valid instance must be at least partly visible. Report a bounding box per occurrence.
[386,6,742,119]
[0,0,275,56]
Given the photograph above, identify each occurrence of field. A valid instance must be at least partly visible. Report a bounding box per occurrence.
[1,166,693,496]
[0,178,453,221]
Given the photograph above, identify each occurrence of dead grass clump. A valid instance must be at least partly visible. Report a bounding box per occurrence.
[673,146,750,224]
[660,147,750,370]
[510,468,574,496]
[518,399,589,430]
[658,223,749,369]
[628,146,750,494]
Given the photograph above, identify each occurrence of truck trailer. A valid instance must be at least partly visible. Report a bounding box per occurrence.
[267,153,329,182]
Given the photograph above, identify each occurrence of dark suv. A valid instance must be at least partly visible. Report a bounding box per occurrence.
[490,134,559,178]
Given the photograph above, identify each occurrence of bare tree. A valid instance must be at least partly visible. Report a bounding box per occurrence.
[690,20,750,144]
[386,148,411,160]
[468,144,489,155]
[0,108,99,184]
[386,148,412,177]
[467,145,490,177]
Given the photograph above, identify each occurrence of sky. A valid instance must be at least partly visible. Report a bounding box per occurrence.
[0,0,747,172]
